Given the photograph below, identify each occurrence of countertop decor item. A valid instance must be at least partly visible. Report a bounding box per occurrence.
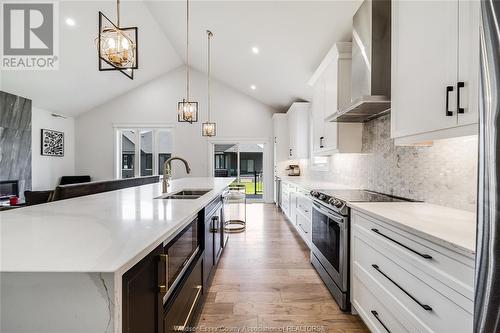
[177,0,198,123]
[41,129,64,157]
[97,0,138,80]
[202,30,216,136]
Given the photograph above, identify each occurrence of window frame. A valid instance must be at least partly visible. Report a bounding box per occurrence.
[113,124,174,179]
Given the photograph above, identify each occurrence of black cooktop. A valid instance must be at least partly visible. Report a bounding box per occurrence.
[314,189,413,203]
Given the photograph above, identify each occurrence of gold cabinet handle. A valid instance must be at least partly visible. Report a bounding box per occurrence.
[158,254,169,293]
[172,285,202,331]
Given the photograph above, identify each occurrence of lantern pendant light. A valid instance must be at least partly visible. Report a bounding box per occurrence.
[202,30,216,137]
[177,0,198,123]
[97,0,138,80]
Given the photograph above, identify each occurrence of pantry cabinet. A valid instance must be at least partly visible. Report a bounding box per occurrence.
[310,42,362,155]
[391,0,480,145]
[287,102,310,159]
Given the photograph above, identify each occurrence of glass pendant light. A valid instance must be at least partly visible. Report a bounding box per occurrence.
[177,0,198,123]
[97,0,138,80]
[202,30,216,137]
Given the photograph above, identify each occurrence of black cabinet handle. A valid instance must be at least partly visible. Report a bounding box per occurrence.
[445,85,454,116]
[371,228,432,259]
[457,81,465,114]
[320,136,324,149]
[372,264,433,311]
[371,311,391,333]
[289,148,292,156]
[210,216,219,233]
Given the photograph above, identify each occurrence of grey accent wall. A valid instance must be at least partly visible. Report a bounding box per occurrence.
[0,91,32,198]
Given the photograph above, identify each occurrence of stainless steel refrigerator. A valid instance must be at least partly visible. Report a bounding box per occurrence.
[475,1,500,331]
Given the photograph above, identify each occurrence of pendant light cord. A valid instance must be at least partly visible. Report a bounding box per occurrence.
[186,0,190,100]
[207,30,213,121]
[116,0,120,27]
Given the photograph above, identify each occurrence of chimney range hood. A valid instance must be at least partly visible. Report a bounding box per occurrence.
[327,0,391,123]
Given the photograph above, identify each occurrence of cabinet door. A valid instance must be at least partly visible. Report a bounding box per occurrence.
[457,0,480,126]
[312,77,326,152]
[203,217,214,287]
[213,206,223,265]
[288,109,297,159]
[123,244,163,333]
[391,0,458,139]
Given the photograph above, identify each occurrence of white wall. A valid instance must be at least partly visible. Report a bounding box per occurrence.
[75,66,276,201]
[32,107,75,190]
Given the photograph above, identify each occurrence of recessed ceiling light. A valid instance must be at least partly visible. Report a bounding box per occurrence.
[251,47,259,54]
[65,18,76,26]
[250,85,257,90]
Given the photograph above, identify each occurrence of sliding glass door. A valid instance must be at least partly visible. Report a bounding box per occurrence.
[213,143,264,199]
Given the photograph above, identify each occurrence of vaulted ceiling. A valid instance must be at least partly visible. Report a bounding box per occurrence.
[1,0,361,116]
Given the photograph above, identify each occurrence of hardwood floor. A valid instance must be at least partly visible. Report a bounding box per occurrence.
[197,203,369,333]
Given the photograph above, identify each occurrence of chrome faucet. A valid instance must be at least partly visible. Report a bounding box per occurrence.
[163,156,191,193]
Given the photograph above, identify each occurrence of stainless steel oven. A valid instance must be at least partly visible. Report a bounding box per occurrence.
[311,199,350,311]
[160,219,200,304]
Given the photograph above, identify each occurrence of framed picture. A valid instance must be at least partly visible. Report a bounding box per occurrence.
[41,129,64,157]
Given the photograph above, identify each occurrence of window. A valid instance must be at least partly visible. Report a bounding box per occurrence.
[116,127,173,179]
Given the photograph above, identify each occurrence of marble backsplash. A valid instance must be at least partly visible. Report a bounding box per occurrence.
[303,114,478,212]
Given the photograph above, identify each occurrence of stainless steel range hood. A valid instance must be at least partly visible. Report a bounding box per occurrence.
[328,0,391,123]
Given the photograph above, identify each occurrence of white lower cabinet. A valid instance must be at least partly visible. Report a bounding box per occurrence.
[279,180,312,248]
[351,210,474,333]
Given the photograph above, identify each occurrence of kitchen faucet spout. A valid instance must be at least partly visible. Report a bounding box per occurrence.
[163,157,191,193]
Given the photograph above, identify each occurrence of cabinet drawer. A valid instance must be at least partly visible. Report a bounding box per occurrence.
[353,235,473,332]
[296,212,311,246]
[164,257,203,333]
[296,194,312,219]
[352,212,474,300]
[352,274,411,333]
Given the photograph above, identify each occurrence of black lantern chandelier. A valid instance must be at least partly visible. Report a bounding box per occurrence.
[202,30,216,137]
[177,0,198,123]
[97,0,138,80]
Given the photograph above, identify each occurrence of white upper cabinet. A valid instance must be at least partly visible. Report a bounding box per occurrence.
[310,42,362,155]
[273,113,289,165]
[391,0,480,145]
[287,102,310,159]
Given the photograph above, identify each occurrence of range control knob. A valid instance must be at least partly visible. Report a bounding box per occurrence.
[318,194,326,201]
[310,191,318,197]
[334,200,344,208]
[328,198,336,205]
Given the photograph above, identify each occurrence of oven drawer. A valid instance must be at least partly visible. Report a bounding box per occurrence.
[351,211,474,300]
[353,235,473,332]
[163,257,203,333]
[296,212,311,246]
[352,273,411,333]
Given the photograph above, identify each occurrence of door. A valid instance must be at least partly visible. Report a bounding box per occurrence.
[457,0,480,126]
[391,0,459,138]
[122,244,163,333]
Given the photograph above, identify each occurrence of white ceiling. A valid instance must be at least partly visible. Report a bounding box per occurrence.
[2,1,183,116]
[145,0,362,111]
[1,0,361,115]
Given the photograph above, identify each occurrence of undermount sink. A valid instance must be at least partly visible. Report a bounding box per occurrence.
[155,189,212,200]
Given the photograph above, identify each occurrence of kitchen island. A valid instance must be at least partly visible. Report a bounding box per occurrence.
[0,177,234,333]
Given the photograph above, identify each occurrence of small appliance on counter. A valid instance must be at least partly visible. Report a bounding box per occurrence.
[286,165,300,176]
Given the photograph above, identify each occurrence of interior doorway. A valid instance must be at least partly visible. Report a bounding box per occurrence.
[212,142,265,200]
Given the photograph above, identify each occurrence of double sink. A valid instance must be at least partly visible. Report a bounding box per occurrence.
[155,189,212,200]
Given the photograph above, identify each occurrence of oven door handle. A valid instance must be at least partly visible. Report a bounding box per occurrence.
[312,202,345,225]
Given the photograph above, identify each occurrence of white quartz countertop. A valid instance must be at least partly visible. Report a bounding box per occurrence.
[0,177,234,273]
[349,202,477,255]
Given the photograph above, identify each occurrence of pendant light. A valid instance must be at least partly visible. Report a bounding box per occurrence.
[202,30,216,137]
[97,0,138,80]
[177,0,198,123]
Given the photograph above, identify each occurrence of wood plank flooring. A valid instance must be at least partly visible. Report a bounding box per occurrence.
[197,203,369,333]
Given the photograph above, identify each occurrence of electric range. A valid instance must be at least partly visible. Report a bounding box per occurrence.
[309,189,413,311]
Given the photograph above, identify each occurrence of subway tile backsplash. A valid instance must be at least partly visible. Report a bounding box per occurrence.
[303,114,478,211]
